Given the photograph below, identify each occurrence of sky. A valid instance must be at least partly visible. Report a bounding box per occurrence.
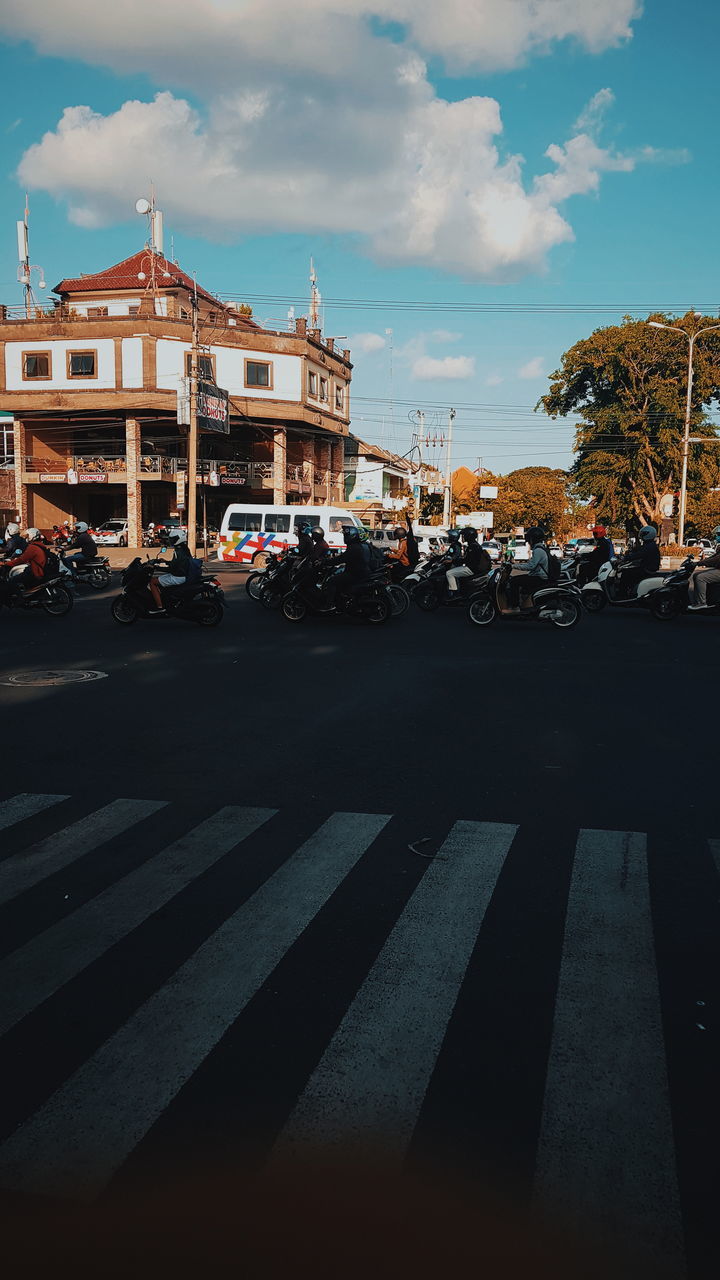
[0,1,718,476]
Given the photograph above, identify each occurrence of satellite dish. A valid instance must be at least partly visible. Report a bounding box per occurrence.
[137,271,146,281]
[135,198,151,215]
[38,280,46,290]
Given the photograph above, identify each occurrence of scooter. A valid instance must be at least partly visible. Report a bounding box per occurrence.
[58,549,112,591]
[281,561,391,624]
[580,558,668,613]
[409,555,490,611]
[110,557,225,626]
[649,556,720,620]
[467,563,582,629]
[0,565,73,617]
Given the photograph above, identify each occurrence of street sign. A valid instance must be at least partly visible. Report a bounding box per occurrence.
[197,380,230,435]
[176,475,186,509]
[479,485,498,499]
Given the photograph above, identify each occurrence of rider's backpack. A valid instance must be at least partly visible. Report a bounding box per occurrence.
[42,547,60,578]
[545,547,561,584]
[368,542,386,572]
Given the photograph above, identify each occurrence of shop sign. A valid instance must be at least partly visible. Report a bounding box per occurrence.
[197,380,230,435]
[220,475,247,485]
[176,475,186,509]
[78,473,107,484]
[39,473,67,484]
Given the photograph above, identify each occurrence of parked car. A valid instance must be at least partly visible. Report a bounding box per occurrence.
[94,519,129,547]
[481,538,502,562]
[507,536,531,562]
[686,537,714,557]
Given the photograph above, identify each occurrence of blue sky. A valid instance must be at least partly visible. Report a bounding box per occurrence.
[1,1,718,475]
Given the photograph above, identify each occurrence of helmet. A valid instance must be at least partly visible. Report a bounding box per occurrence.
[5,523,19,537]
[75,521,89,534]
[394,526,406,539]
[297,522,312,536]
[526,526,545,546]
[24,528,40,541]
[168,529,187,545]
[592,525,607,537]
[311,527,325,541]
[461,526,478,541]
[448,529,461,542]
[343,526,360,542]
[638,525,657,542]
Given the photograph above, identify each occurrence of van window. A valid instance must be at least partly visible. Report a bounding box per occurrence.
[293,513,321,532]
[329,515,356,532]
[265,513,290,533]
[228,510,262,531]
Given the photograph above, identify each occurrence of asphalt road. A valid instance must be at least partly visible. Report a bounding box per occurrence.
[0,576,718,1279]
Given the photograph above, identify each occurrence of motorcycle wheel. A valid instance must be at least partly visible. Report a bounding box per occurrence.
[387,584,410,617]
[364,595,391,624]
[195,600,224,627]
[245,573,264,601]
[41,584,74,617]
[89,570,110,591]
[282,594,307,622]
[549,596,582,629]
[252,550,272,569]
[468,595,497,627]
[111,596,138,625]
[415,584,440,612]
[651,594,682,621]
[582,591,606,613]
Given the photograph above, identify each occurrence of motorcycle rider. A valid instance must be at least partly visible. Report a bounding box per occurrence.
[2,523,26,562]
[446,527,492,593]
[310,527,331,561]
[386,525,410,581]
[0,528,48,595]
[616,525,660,598]
[65,521,97,574]
[296,521,316,559]
[577,524,613,586]
[504,526,549,613]
[147,530,196,613]
[687,527,720,609]
[325,525,370,604]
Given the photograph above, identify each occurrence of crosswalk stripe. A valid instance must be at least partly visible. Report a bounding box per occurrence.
[0,810,390,1201]
[270,819,517,1167]
[532,830,684,1273]
[0,806,276,1037]
[0,793,69,834]
[0,799,167,907]
[709,839,720,876]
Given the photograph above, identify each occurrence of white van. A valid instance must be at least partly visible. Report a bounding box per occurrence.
[218,503,365,566]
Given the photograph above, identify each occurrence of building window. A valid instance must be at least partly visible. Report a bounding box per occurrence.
[179,307,189,320]
[128,306,140,316]
[87,306,109,318]
[335,384,344,411]
[245,359,273,390]
[308,371,318,398]
[319,377,328,402]
[67,349,97,379]
[185,352,216,382]
[265,513,290,533]
[22,351,51,380]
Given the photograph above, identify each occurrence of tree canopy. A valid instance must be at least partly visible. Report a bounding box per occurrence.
[538,313,720,529]
[470,466,574,535]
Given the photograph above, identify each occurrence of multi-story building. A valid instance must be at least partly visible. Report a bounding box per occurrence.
[0,245,352,542]
[344,437,443,524]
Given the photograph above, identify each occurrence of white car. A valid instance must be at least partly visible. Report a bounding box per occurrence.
[481,538,502,562]
[507,536,531,562]
[94,519,129,547]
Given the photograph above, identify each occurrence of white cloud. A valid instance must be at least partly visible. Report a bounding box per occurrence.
[485,373,504,386]
[573,87,615,135]
[3,1,664,281]
[430,329,463,343]
[413,355,476,380]
[349,332,386,354]
[519,356,545,379]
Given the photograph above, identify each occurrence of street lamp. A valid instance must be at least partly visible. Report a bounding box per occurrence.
[648,320,720,546]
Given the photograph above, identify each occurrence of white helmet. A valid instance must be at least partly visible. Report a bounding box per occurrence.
[5,523,19,537]
[75,521,89,533]
[168,529,187,545]
[24,528,40,541]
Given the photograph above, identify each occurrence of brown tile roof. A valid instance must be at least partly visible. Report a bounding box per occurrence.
[54,251,258,327]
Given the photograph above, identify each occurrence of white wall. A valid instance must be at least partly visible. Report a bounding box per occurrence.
[5,338,116,390]
[73,298,142,317]
[155,338,303,402]
[121,338,143,388]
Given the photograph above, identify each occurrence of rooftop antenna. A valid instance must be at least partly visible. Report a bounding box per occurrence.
[135,189,169,308]
[309,258,321,330]
[287,305,295,332]
[17,194,46,317]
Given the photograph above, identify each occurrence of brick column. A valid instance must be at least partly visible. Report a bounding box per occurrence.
[325,439,333,503]
[125,415,142,547]
[12,419,28,527]
[301,437,315,496]
[273,427,286,504]
[332,438,345,502]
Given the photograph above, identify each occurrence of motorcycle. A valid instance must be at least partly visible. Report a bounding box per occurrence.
[246,551,296,609]
[649,556,720,620]
[281,560,391,624]
[58,549,112,591]
[110,557,225,626]
[409,554,491,611]
[467,563,582,629]
[581,558,668,613]
[0,565,74,617]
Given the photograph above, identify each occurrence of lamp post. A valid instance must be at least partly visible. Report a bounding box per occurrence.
[648,320,720,546]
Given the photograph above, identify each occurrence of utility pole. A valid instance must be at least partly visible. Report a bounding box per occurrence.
[442,408,456,528]
[187,283,199,556]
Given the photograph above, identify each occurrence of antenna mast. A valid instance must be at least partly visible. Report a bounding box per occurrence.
[309,258,321,330]
[17,195,46,317]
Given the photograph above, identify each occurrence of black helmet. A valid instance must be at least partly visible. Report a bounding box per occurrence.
[311,527,325,541]
[297,522,312,536]
[638,524,657,542]
[526,526,545,546]
[394,526,406,539]
[448,529,461,542]
[461,526,478,541]
[343,526,360,542]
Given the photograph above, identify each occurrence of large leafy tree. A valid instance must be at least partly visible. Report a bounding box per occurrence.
[538,313,720,529]
[472,466,573,534]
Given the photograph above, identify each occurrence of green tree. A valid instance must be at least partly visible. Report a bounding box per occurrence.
[473,466,570,535]
[538,313,720,529]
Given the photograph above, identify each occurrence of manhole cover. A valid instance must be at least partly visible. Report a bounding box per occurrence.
[0,670,109,687]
